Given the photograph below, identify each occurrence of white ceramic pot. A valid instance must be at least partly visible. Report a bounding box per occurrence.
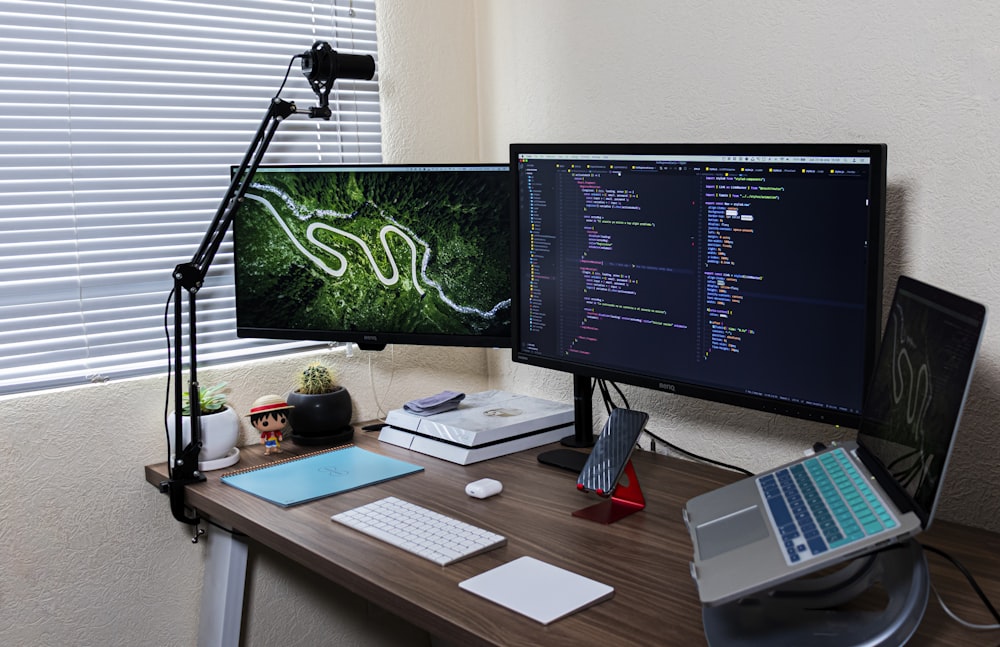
[167,406,240,462]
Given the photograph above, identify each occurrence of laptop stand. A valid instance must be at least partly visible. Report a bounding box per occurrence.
[701,539,929,647]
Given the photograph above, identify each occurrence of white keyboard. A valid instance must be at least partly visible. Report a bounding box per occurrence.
[331,496,507,565]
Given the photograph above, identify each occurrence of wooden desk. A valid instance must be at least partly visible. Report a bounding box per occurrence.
[146,431,1000,646]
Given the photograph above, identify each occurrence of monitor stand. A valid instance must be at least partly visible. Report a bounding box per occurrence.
[702,539,929,647]
[537,374,596,474]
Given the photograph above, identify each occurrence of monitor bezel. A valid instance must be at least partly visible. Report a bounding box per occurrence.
[510,142,886,429]
[233,162,512,351]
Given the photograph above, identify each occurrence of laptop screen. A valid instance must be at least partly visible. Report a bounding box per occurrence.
[858,276,986,524]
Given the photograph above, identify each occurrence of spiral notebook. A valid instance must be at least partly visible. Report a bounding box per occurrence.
[220,444,424,507]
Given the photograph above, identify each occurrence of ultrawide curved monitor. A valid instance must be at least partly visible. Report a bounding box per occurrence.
[234,164,511,350]
[511,143,886,428]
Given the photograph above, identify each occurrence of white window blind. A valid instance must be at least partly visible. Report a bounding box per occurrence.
[0,0,381,396]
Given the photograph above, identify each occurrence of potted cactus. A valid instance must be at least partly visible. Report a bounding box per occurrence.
[286,362,353,446]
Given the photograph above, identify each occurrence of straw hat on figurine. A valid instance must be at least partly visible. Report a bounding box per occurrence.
[246,394,294,416]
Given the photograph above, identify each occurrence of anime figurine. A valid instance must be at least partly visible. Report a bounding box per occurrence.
[247,394,294,455]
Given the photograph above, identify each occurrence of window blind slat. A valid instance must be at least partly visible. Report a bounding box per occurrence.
[0,0,380,396]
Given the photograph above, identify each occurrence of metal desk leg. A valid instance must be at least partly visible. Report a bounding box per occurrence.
[199,527,248,647]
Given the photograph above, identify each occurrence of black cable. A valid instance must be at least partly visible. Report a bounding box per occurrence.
[643,427,754,476]
[596,379,615,415]
[596,379,632,416]
[205,518,248,538]
[162,287,176,478]
[921,542,1000,625]
[594,379,627,407]
[597,379,753,476]
[272,53,301,99]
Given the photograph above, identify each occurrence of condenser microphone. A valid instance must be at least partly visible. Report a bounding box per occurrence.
[301,41,375,82]
[300,41,375,118]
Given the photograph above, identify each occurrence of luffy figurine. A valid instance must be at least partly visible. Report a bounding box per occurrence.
[247,394,294,455]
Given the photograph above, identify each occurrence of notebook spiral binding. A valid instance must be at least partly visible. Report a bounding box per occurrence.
[221,443,354,477]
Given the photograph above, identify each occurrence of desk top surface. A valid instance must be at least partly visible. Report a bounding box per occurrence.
[146,429,1000,647]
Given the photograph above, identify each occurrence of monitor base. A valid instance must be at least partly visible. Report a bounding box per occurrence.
[537,448,589,473]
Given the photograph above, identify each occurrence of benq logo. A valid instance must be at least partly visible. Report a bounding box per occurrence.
[659,383,676,393]
[364,335,378,341]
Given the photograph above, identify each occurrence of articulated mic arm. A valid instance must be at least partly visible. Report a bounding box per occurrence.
[161,43,375,527]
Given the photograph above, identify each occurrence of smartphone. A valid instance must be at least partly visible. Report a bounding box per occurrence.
[576,408,649,496]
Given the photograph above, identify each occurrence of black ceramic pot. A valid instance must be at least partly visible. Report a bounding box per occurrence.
[286,386,354,446]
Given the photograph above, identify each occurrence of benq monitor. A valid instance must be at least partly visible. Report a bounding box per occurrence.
[511,143,886,440]
[234,163,511,350]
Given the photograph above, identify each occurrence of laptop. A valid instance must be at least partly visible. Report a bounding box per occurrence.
[683,275,987,606]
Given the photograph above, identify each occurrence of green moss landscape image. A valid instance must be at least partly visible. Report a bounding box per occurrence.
[233,167,511,339]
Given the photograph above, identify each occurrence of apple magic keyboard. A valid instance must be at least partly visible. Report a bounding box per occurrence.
[331,496,507,565]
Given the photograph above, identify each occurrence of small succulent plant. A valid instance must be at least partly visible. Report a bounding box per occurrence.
[297,363,338,395]
[181,382,228,415]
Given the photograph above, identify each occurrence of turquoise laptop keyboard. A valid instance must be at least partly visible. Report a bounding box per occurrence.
[757,447,899,565]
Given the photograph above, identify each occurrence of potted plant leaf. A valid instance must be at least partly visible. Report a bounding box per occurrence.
[167,381,241,470]
[286,363,354,446]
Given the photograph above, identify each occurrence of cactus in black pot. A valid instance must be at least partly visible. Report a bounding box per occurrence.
[286,362,353,446]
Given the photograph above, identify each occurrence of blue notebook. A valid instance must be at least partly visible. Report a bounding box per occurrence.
[220,444,424,507]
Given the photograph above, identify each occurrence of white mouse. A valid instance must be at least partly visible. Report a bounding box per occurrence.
[465,478,503,499]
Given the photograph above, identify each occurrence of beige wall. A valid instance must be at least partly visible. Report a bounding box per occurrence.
[473,0,1000,535]
[3,1,1000,645]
